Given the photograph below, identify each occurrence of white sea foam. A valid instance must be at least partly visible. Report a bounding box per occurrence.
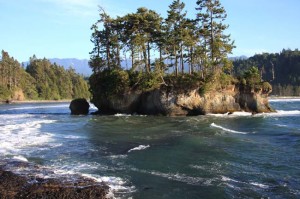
[12,155,28,162]
[208,112,252,117]
[82,174,136,198]
[7,104,69,110]
[48,161,135,197]
[210,123,248,134]
[221,176,240,183]
[132,168,215,186]
[114,113,132,117]
[221,176,269,190]
[255,110,300,117]
[89,103,98,111]
[114,113,147,117]
[59,135,85,139]
[189,165,206,170]
[208,109,300,118]
[128,145,150,153]
[275,124,288,127]
[0,116,57,155]
[230,112,253,116]
[269,98,300,102]
[250,182,269,189]
[108,155,128,159]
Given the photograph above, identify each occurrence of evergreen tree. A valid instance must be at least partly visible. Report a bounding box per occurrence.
[90,7,120,72]
[233,49,300,96]
[196,0,235,74]
[165,0,188,75]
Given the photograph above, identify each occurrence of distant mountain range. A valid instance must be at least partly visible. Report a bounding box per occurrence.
[49,58,91,76]
[228,55,248,61]
[22,58,92,76]
[22,56,247,77]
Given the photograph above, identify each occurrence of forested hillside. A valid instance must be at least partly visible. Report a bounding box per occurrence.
[233,49,300,96]
[0,50,90,101]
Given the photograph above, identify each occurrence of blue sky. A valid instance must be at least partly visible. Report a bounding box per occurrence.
[0,0,299,62]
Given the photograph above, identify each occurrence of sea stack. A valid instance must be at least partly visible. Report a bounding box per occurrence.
[91,84,274,116]
[69,98,90,115]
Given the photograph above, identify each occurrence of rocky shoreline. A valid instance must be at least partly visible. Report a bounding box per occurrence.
[0,99,71,104]
[92,84,274,116]
[0,159,109,199]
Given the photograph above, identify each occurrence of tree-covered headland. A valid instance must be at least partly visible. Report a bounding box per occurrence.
[233,49,300,96]
[0,50,90,101]
[89,0,270,107]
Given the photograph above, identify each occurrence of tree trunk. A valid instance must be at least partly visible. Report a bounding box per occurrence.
[210,11,215,73]
[143,44,149,73]
[117,43,121,68]
[159,46,163,71]
[131,48,134,70]
[174,46,178,76]
[147,42,151,72]
[180,44,184,74]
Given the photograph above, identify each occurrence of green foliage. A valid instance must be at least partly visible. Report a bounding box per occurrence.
[165,73,203,91]
[243,66,261,87]
[136,71,163,91]
[0,51,90,101]
[19,71,39,100]
[68,69,90,99]
[0,85,11,99]
[26,57,90,100]
[199,72,236,95]
[89,1,237,102]
[239,66,273,92]
[233,48,300,96]
[262,81,272,93]
[89,69,130,102]
[90,1,234,76]
[196,0,235,72]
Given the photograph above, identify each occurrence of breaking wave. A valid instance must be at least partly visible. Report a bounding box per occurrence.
[269,98,300,102]
[0,115,56,155]
[210,123,248,134]
[128,145,150,153]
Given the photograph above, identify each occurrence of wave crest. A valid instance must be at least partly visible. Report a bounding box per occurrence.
[210,123,248,134]
[128,145,150,153]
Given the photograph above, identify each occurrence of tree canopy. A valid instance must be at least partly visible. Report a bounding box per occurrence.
[0,50,90,101]
[233,49,300,96]
[88,0,243,105]
[89,0,235,77]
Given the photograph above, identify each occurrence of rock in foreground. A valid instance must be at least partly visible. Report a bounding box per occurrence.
[0,160,109,199]
[69,98,90,115]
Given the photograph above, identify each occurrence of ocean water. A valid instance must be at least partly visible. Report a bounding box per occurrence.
[0,99,300,198]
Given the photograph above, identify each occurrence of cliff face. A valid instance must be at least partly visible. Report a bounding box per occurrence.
[93,85,274,116]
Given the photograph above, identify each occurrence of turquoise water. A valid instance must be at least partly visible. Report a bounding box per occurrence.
[0,99,299,198]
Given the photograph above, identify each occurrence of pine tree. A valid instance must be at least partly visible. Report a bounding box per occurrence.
[165,0,187,76]
[196,0,235,74]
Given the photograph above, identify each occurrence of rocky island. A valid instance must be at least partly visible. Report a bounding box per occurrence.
[89,68,274,116]
[88,3,274,116]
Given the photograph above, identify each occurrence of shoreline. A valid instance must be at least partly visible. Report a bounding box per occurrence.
[269,96,300,99]
[1,99,72,104]
[0,159,109,198]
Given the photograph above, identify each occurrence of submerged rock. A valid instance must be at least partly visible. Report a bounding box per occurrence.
[69,98,90,115]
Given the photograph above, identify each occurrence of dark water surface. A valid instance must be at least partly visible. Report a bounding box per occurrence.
[0,99,299,198]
